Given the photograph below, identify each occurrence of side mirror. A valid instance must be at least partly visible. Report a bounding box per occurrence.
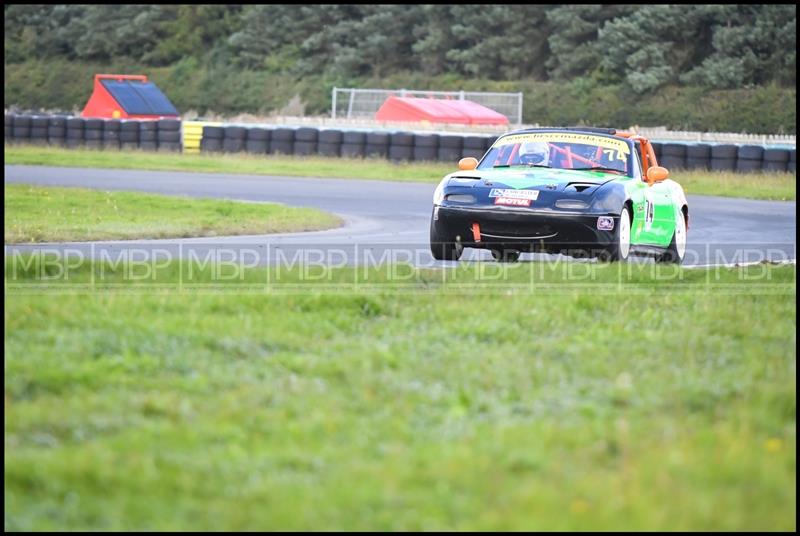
[458,157,478,171]
[646,166,669,184]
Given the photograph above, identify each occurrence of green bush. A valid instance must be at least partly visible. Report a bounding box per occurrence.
[4,61,796,134]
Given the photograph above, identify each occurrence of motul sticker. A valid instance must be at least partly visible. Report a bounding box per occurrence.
[488,189,539,200]
[494,197,531,206]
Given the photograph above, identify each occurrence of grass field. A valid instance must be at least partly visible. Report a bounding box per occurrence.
[4,257,796,531]
[4,184,341,243]
[5,145,796,201]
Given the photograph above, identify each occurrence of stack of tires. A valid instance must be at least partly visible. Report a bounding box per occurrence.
[119,120,140,150]
[102,119,121,150]
[139,121,158,151]
[365,131,390,158]
[710,144,737,171]
[389,132,414,161]
[762,148,790,172]
[736,145,764,172]
[29,116,49,146]
[157,119,181,152]
[461,135,487,160]
[201,126,224,152]
[66,117,85,148]
[83,119,104,149]
[659,143,686,170]
[438,135,463,163]
[685,144,711,170]
[270,128,294,155]
[341,131,367,158]
[246,127,270,154]
[222,126,246,153]
[47,116,68,147]
[413,133,439,161]
[4,114,13,142]
[293,127,318,156]
[318,129,342,157]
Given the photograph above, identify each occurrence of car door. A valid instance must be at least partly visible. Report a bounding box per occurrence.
[628,145,675,247]
[637,181,675,247]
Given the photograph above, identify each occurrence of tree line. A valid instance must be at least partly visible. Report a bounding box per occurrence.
[5,4,796,93]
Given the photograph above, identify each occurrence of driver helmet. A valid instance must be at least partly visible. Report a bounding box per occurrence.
[518,141,550,166]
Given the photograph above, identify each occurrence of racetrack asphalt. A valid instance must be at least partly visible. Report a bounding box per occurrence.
[4,165,797,268]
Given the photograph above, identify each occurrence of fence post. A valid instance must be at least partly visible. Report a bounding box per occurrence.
[517,92,523,126]
[332,87,337,120]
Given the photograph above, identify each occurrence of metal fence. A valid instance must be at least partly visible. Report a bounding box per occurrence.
[331,87,524,125]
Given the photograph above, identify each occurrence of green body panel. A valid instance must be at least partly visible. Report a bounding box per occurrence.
[623,178,676,247]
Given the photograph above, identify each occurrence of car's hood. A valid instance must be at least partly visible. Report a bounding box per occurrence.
[445,167,621,191]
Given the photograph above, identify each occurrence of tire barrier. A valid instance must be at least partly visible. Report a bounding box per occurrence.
[245,127,270,154]
[294,127,319,156]
[157,118,182,152]
[438,135,464,162]
[365,131,390,158]
[660,143,687,170]
[762,148,789,172]
[270,127,294,155]
[29,116,49,146]
[341,131,366,158]
[736,144,764,173]
[710,144,737,171]
[462,135,487,160]
[413,133,439,162]
[685,143,711,170]
[4,113,796,174]
[318,129,343,157]
[389,132,414,161]
[102,119,121,150]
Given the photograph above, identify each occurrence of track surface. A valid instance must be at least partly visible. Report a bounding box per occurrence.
[4,165,797,267]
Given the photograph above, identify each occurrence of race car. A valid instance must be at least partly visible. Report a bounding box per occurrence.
[430,127,688,263]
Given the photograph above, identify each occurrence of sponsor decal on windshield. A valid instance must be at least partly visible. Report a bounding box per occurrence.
[493,132,630,156]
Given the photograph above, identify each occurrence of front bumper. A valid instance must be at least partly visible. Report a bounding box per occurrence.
[433,205,618,253]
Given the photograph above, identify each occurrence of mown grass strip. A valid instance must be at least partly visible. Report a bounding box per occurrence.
[4,183,341,243]
[4,258,797,530]
[5,144,795,201]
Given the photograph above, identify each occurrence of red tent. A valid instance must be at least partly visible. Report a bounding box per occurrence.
[375,96,509,125]
[81,74,179,119]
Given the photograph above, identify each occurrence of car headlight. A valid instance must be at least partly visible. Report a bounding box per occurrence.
[555,199,589,210]
[445,194,476,203]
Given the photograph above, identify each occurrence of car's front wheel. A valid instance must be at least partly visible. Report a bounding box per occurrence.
[429,211,463,261]
[656,210,687,264]
[604,206,631,262]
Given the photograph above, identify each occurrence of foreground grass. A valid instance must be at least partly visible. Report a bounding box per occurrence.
[4,184,341,243]
[5,144,796,201]
[4,258,796,531]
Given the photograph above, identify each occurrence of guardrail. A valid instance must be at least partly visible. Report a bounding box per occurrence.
[5,114,796,174]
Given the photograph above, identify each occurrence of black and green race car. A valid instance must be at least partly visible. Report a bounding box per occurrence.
[430,127,689,263]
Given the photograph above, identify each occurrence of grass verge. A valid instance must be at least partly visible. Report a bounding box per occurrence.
[5,144,796,201]
[4,183,341,243]
[4,257,796,530]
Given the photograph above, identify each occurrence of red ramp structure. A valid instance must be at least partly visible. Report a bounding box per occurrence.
[375,96,509,125]
[81,74,179,119]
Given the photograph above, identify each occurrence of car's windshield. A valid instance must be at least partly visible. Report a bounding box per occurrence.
[479,132,632,176]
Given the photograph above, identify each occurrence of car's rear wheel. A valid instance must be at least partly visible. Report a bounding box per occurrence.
[605,206,631,262]
[429,212,463,261]
[656,210,687,264]
[491,248,521,263]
